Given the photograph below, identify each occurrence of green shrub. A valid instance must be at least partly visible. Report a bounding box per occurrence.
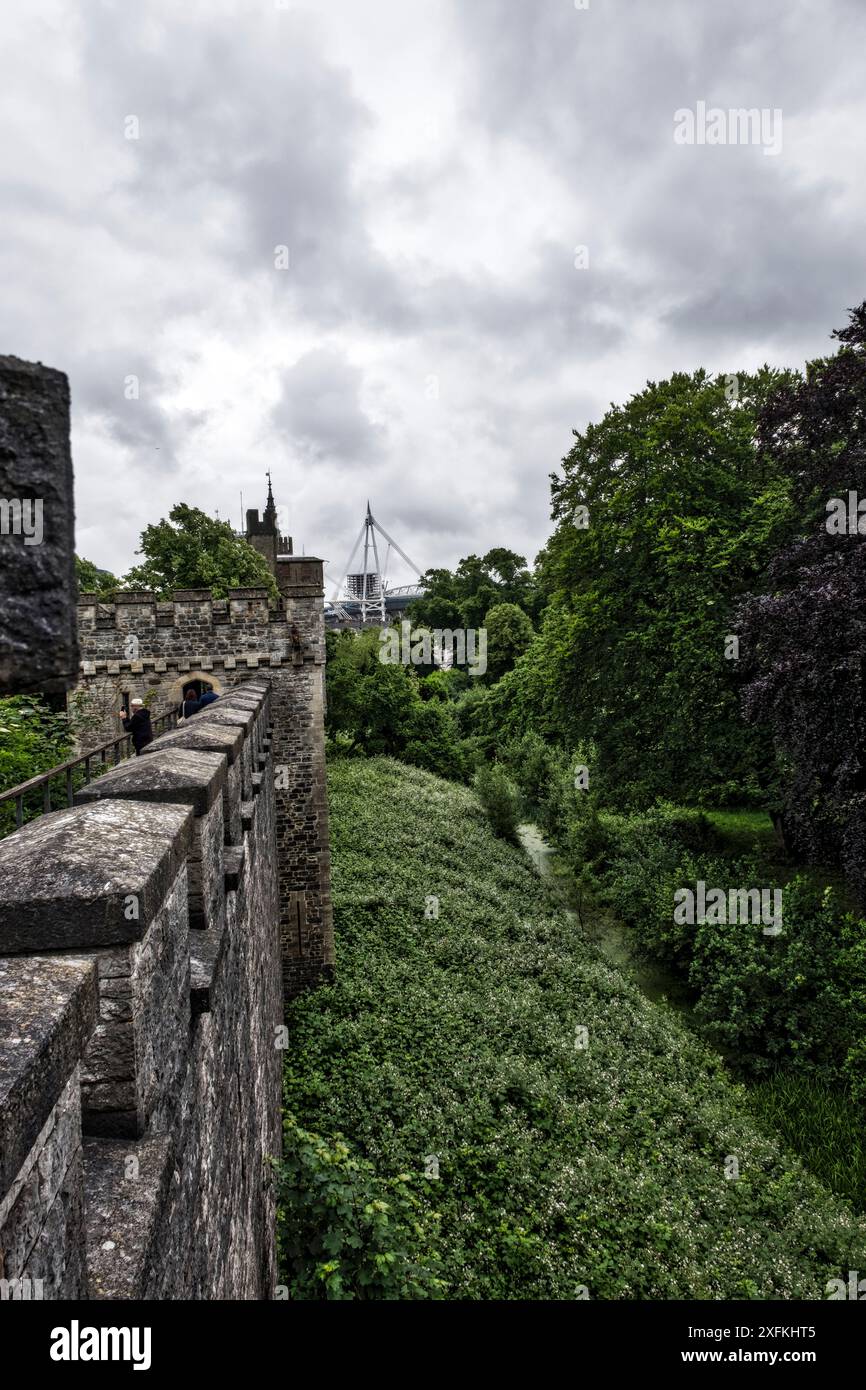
[474,764,521,840]
[281,758,866,1300]
[595,809,866,1097]
[499,735,596,846]
[401,700,464,779]
[277,1117,446,1300]
[501,730,556,807]
[452,734,489,779]
[597,809,726,967]
[573,792,866,1104]
[690,877,866,1085]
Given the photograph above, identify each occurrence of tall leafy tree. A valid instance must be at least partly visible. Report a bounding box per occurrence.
[529,367,798,806]
[324,627,465,774]
[123,504,277,599]
[738,303,866,900]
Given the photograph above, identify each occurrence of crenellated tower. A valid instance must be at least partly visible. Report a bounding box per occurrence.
[244,472,293,579]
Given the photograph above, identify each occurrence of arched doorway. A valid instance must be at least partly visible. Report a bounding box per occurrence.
[169,670,225,707]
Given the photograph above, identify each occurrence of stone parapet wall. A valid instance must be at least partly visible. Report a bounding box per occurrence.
[70,564,334,1004]
[0,684,283,1299]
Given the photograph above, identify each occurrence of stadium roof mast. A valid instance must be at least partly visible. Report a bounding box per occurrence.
[332,502,423,625]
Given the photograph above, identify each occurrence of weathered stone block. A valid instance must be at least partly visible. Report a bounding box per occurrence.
[0,800,193,953]
[74,747,226,818]
[0,959,96,1202]
[0,355,78,694]
[143,721,243,766]
[83,1134,173,1300]
[80,867,191,1137]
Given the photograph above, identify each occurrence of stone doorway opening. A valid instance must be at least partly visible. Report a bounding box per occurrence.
[169,671,225,708]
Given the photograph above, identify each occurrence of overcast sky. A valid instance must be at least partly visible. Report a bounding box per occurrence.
[2,0,864,589]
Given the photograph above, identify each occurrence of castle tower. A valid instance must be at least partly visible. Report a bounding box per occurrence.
[244,473,293,579]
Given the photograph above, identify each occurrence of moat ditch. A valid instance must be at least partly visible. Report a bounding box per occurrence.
[518,821,692,1014]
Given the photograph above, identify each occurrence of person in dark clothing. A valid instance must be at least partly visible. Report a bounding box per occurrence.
[196,689,219,708]
[180,687,201,719]
[120,698,153,754]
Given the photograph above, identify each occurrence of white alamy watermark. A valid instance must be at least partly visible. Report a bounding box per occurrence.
[673,881,782,936]
[827,1271,866,1300]
[826,491,866,535]
[674,102,782,157]
[0,1277,44,1299]
[0,497,43,545]
[379,621,487,676]
[49,1321,151,1370]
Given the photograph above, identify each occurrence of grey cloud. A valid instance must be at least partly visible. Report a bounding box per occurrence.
[2,0,865,581]
[448,0,866,365]
[71,352,210,467]
[271,348,384,464]
[78,3,419,337]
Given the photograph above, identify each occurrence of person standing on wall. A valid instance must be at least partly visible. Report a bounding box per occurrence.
[180,686,201,720]
[119,698,154,755]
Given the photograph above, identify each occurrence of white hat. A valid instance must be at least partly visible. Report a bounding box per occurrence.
[131,698,144,707]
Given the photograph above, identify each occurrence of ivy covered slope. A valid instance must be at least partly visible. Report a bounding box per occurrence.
[283,758,866,1300]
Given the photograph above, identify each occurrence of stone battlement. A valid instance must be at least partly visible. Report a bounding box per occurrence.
[71,568,334,1008]
[0,684,283,1299]
[77,573,325,670]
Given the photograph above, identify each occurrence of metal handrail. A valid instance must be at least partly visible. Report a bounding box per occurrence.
[0,709,179,833]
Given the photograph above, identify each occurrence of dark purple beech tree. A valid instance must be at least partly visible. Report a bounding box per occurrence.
[737,303,866,902]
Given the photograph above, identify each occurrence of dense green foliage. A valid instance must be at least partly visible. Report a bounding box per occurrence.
[123,503,278,599]
[325,627,471,779]
[74,554,119,600]
[0,696,71,789]
[535,791,866,1103]
[473,763,521,840]
[488,369,799,807]
[481,602,534,683]
[277,1119,445,1299]
[0,696,73,833]
[281,759,866,1299]
[409,547,540,629]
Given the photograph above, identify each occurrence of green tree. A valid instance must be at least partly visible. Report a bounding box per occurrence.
[123,504,277,600]
[409,549,539,629]
[324,628,382,744]
[75,555,119,600]
[527,367,800,807]
[482,602,534,683]
[325,627,469,778]
[473,763,521,840]
[402,699,463,776]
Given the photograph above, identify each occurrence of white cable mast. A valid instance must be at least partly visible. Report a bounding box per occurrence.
[332,502,423,626]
